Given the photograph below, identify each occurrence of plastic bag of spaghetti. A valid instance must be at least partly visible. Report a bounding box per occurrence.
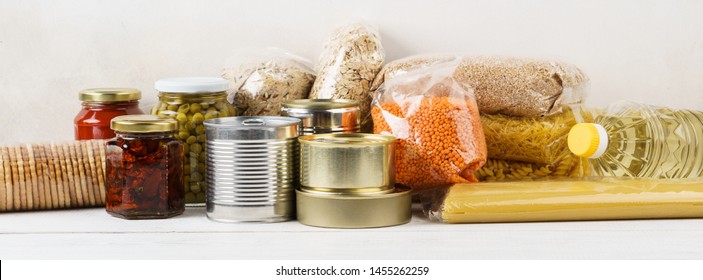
[221,47,315,116]
[371,54,589,118]
[309,22,385,131]
[371,61,487,190]
[421,178,703,223]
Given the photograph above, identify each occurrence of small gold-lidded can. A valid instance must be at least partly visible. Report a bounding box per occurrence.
[298,133,395,194]
[296,185,412,228]
[281,99,360,135]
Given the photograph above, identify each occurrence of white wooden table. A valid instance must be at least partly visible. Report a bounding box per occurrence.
[1,206,702,259]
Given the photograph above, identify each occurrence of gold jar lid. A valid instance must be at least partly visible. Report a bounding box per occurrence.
[79,88,142,102]
[111,115,177,133]
[296,185,412,228]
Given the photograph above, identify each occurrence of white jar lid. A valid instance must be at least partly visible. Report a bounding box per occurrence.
[155,77,229,93]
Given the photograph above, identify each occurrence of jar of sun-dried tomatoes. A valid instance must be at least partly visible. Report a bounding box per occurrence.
[105,115,184,219]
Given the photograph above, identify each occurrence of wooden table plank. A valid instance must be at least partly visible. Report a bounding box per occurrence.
[1,208,703,259]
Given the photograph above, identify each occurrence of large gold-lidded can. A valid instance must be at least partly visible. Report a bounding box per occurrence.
[281,99,360,135]
[296,185,412,228]
[152,77,237,206]
[295,133,410,228]
[298,133,395,194]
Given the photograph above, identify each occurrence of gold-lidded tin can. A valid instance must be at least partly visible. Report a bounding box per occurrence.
[296,185,412,228]
[281,99,360,135]
[298,133,395,194]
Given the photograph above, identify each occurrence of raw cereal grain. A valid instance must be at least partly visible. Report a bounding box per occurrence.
[372,55,588,117]
[310,23,384,128]
[223,57,315,116]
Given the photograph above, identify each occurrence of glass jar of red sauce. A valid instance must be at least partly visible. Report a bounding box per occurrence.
[105,115,184,219]
[74,88,144,140]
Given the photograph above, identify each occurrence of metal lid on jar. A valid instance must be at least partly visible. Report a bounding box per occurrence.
[281,99,360,134]
[296,185,412,229]
[111,115,178,133]
[79,88,141,102]
[204,116,301,141]
[155,77,229,93]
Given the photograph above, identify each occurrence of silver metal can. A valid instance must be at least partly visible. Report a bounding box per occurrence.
[204,116,300,222]
[281,99,360,135]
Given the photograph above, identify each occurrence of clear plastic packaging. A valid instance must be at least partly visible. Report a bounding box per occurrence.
[482,106,593,164]
[222,47,315,116]
[371,61,487,190]
[569,101,703,178]
[371,54,589,117]
[309,22,385,131]
[474,106,592,181]
[422,178,703,223]
[0,140,106,212]
[475,157,587,181]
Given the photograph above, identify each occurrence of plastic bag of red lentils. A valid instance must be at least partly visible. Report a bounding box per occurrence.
[371,61,487,190]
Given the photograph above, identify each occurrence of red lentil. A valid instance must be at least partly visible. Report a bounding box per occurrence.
[372,96,487,190]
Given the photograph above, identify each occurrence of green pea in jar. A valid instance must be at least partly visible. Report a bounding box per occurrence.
[152,77,237,205]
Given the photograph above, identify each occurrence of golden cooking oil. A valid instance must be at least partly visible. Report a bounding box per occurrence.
[587,103,703,178]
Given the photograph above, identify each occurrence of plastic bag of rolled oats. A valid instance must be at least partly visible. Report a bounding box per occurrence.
[222,47,316,116]
[371,54,589,118]
[309,22,385,131]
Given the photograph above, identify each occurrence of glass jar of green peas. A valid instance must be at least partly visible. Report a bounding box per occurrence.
[152,77,236,205]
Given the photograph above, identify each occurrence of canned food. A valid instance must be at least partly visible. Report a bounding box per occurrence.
[298,133,395,194]
[296,185,412,228]
[281,99,360,135]
[204,116,300,222]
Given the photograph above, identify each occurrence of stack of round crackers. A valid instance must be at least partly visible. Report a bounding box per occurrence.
[0,140,106,212]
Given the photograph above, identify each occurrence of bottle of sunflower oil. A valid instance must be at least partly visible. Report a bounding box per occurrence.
[568,101,703,178]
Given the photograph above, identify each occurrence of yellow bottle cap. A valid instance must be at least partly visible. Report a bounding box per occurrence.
[568,123,609,158]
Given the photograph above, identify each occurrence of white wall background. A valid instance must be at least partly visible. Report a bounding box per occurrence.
[1,0,702,144]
